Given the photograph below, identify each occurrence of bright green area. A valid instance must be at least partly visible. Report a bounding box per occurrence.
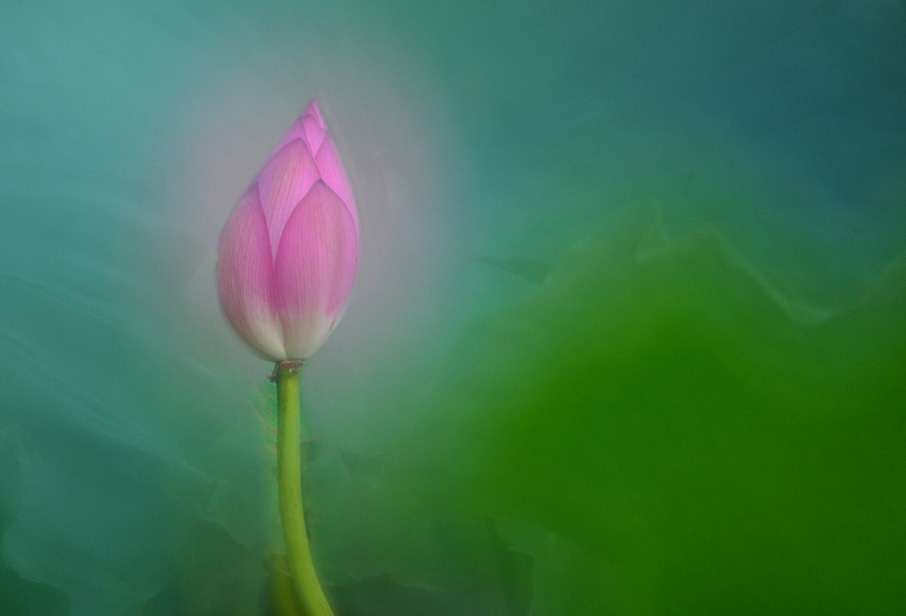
[288,202,906,614]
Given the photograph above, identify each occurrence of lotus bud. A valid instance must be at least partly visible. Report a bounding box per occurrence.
[217,100,360,361]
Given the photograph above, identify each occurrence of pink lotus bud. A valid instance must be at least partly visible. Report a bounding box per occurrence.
[217,100,360,361]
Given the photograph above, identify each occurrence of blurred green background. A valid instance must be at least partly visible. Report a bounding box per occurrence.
[1,1,905,614]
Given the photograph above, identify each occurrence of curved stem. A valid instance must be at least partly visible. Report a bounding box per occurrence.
[275,361,335,616]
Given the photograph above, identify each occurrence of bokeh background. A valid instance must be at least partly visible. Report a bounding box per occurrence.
[2,1,905,614]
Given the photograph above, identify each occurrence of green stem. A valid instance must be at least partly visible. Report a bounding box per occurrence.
[275,361,335,616]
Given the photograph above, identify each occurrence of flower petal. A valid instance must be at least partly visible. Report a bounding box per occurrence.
[217,186,285,360]
[301,99,326,131]
[256,139,320,259]
[272,100,327,153]
[272,116,310,153]
[273,181,359,359]
[314,132,359,236]
[302,114,326,154]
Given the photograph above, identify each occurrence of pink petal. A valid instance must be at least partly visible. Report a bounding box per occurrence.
[272,117,310,153]
[302,114,326,154]
[302,99,326,129]
[217,186,285,360]
[256,139,321,259]
[272,100,326,153]
[273,181,359,359]
[314,132,360,236]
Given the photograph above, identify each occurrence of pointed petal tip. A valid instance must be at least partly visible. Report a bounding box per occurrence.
[313,134,359,234]
[302,99,326,127]
[273,99,324,153]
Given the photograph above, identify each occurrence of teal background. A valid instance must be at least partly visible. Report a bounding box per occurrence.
[1,1,905,614]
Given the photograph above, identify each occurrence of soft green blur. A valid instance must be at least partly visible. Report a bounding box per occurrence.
[2,1,905,615]
[377,202,906,614]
